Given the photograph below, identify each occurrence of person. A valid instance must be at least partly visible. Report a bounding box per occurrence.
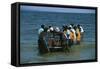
[66,27,71,40]
[66,27,73,47]
[63,25,68,39]
[77,24,84,41]
[76,26,81,44]
[63,26,72,47]
[69,24,74,29]
[38,24,45,35]
[70,29,75,45]
[54,26,60,32]
[69,24,76,44]
[47,26,54,32]
[62,25,66,32]
[47,26,55,47]
[62,26,70,52]
[38,27,49,54]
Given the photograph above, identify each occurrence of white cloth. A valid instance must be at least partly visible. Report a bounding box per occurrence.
[66,30,71,39]
[47,27,54,32]
[50,27,54,31]
[80,26,84,33]
[38,28,44,34]
[69,25,72,28]
[55,27,60,32]
[71,29,75,34]
[67,30,70,35]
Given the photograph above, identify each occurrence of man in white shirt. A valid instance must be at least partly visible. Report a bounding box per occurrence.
[38,25,45,35]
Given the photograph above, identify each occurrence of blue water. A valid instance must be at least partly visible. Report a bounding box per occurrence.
[20,11,96,64]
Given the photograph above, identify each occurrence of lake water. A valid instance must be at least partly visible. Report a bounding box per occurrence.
[20,11,96,64]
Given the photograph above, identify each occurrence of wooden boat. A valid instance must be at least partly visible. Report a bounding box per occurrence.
[38,31,68,54]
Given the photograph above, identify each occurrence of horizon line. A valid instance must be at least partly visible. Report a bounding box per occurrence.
[20,5,95,14]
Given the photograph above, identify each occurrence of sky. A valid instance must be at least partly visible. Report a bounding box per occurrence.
[20,5,95,13]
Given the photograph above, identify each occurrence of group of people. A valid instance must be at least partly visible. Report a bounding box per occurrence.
[62,24,84,47]
[38,24,84,48]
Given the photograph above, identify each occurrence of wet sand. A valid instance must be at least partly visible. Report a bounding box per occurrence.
[20,44,95,64]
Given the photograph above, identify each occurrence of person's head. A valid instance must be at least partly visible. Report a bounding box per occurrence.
[77,24,81,30]
[65,25,68,29]
[49,26,51,28]
[77,24,80,27]
[62,25,65,29]
[68,27,71,30]
[41,24,45,29]
[62,25,65,31]
[63,25,67,31]
[70,24,74,27]
[73,26,77,30]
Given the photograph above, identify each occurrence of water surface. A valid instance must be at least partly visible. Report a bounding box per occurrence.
[20,11,96,64]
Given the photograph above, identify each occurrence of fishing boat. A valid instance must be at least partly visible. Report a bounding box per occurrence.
[38,31,68,54]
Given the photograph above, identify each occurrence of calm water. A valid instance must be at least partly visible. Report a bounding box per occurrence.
[20,11,96,64]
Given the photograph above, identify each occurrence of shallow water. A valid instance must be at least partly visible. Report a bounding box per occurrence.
[20,44,95,64]
[20,11,96,64]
